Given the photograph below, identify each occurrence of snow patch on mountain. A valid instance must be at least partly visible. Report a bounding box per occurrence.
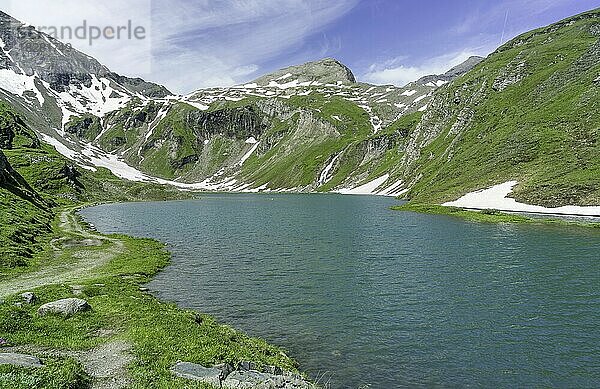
[319,153,340,185]
[337,174,390,195]
[239,142,260,166]
[0,69,44,105]
[444,181,600,217]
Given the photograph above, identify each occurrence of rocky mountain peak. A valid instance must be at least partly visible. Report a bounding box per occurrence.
[443,56,485,78]
[0,10,171,97]
[416,56,485,86]
[252,57,356,86]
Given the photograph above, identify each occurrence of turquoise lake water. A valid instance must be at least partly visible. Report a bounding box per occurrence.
[80,194,600,388]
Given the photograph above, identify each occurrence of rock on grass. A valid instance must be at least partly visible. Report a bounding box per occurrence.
[0,353,43,368]
[37,298,91,317]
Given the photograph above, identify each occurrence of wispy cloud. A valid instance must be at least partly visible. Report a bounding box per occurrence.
[4,0,592,93]
[362,50,481,86]
[5,0,358,93]
[361,0,589,87]
[150,0,358,92]
[450,0,586,46]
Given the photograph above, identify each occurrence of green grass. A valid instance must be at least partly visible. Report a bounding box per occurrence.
[0,192,53,273]
[239,94,381,189]
[0,98,304,385]
[0,101,39,150]
[0,102,191,275]
[287,94,372,135]
[3,144,190,206]
[0,357,90,389]
[404,9,600,207]
[0,221,301,388]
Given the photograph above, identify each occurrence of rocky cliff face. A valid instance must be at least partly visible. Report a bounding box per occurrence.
[0,11,170,97]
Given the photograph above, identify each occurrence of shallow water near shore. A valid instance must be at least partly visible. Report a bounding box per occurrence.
[81,194,600,388]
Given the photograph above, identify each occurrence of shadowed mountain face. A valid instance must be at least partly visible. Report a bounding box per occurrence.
[0,148,47,209]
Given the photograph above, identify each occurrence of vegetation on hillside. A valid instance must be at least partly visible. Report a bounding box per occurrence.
[403,9,600,207]
[0,103,307,387]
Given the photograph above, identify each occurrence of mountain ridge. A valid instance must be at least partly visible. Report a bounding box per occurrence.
[0,10,171,98]
[0,9,482,195]
[416,56,485,85]
[0,8,598,209]
[399,7,600,207]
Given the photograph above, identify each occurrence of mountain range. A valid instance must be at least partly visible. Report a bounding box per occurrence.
[0,8,599,207]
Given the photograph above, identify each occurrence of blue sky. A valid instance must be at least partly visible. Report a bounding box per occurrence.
[154,0,600,91]
[7,0,600,93]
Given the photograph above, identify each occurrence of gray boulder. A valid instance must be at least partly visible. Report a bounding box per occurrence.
[262,365,284,375]
[170,362,224,386]
[0,353,43,368]
[171,360,314,389]
[238,361,258,371]
[222,370,314,389]
[37,298,91,317]
[20,292,36,304]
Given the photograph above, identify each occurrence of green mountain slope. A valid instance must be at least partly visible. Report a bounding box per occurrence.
[401,8,600,207]
[40,55,477,194]
[0,148,53,269]
[0,104,189,273]
[0,8,598,205]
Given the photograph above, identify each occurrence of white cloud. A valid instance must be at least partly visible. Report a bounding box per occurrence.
[362,51,482,87]
[4,0,358,93]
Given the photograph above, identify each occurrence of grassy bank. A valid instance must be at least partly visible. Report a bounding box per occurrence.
[392,203,600,228]
[0,208,302,388]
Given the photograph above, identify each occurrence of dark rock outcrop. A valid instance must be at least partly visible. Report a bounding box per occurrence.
[58,163,84,189]
[20,292,37,304]
[65,115,103,141]
[0,149,48,209]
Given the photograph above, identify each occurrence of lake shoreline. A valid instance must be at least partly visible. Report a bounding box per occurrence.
[78,194,600,388]
[0,204,315,388]
[393,203,600,228]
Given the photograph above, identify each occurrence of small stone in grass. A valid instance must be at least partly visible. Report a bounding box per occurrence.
[20,292,37,304]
